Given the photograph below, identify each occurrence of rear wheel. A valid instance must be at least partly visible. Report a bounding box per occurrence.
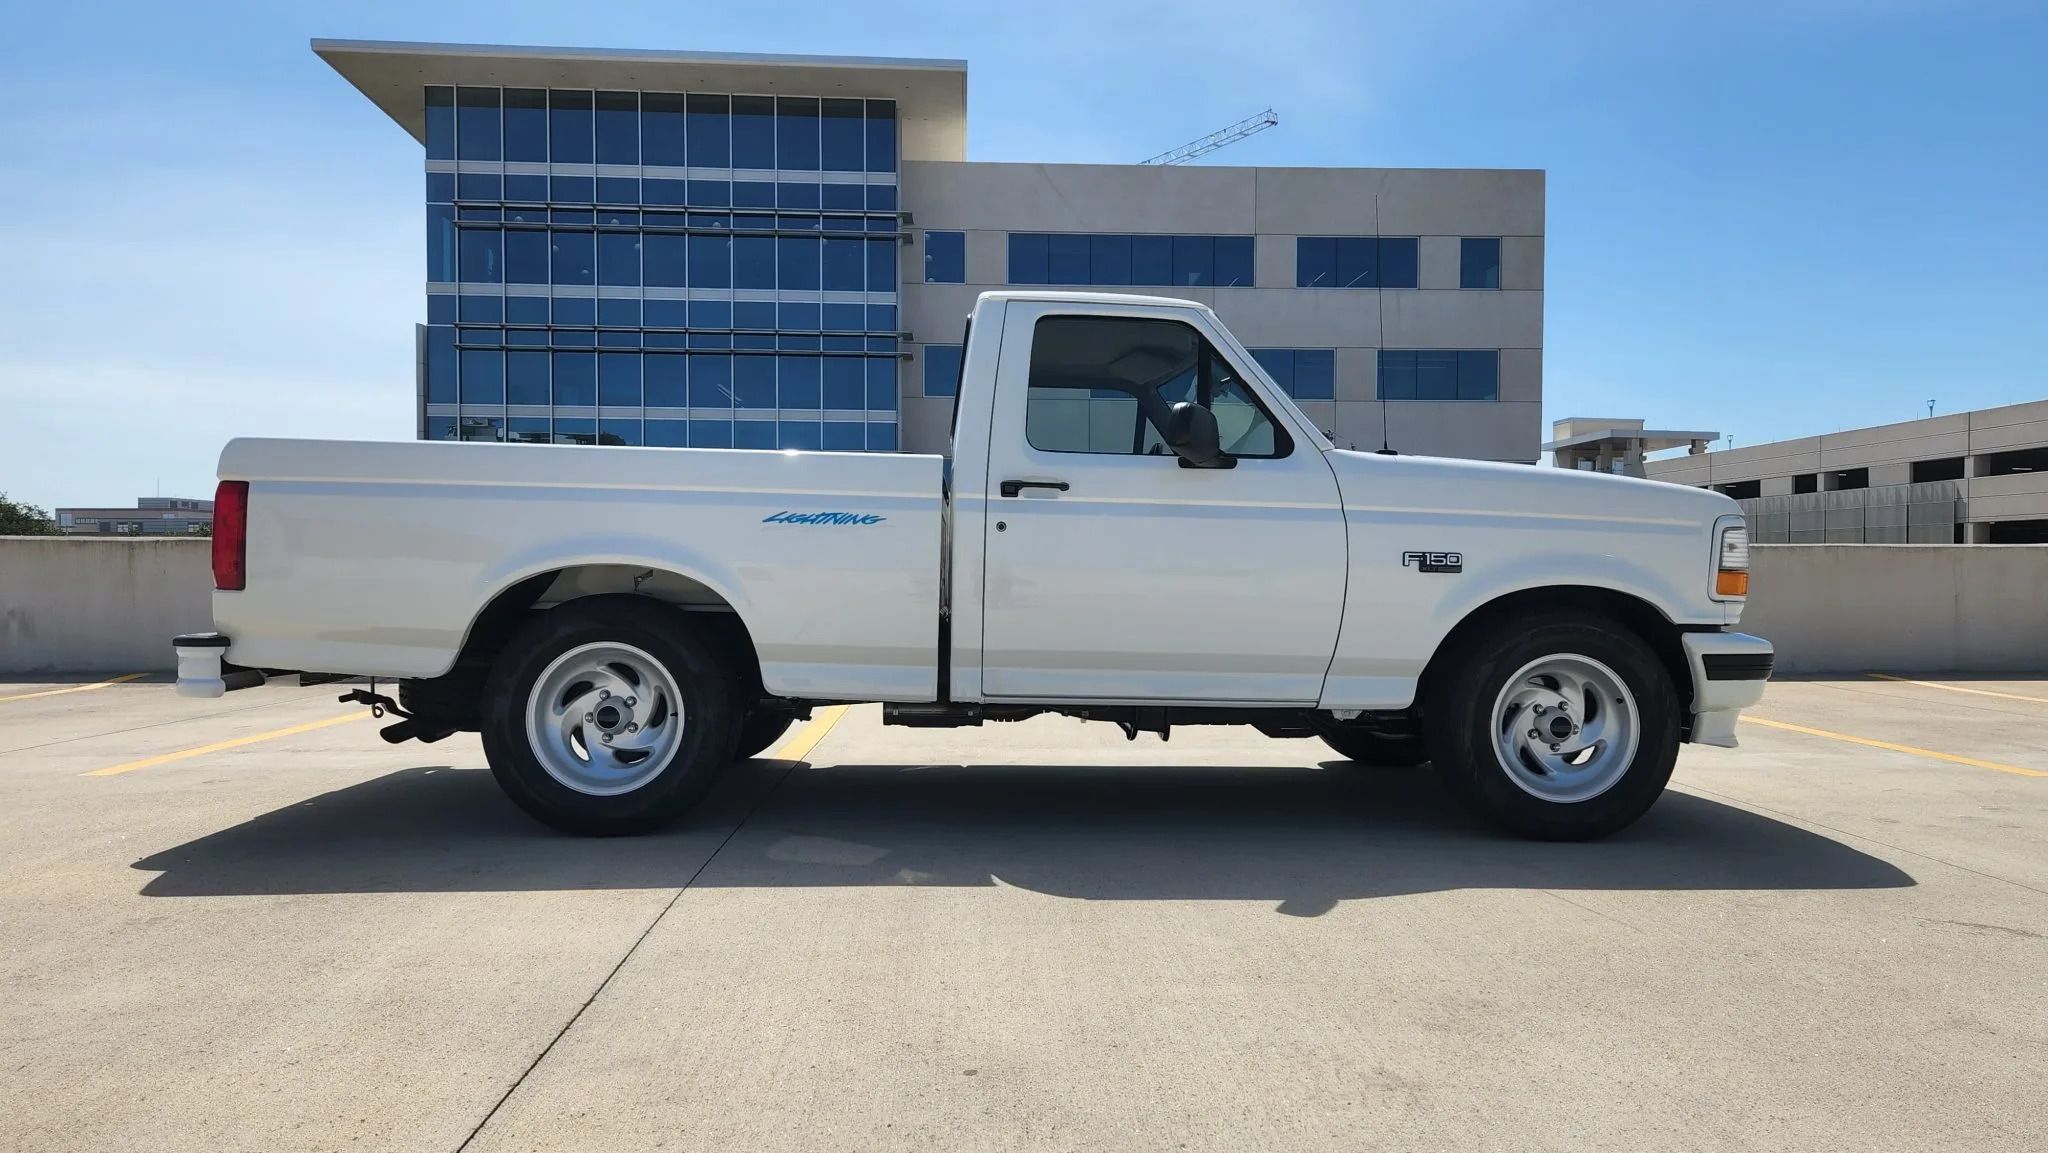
[1425,613,1679,840]
[481,596,738,836]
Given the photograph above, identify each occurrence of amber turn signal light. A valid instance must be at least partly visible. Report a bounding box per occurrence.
[1716,570,1749,598]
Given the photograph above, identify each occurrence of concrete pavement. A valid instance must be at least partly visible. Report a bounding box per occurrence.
[0,674,2043,1151]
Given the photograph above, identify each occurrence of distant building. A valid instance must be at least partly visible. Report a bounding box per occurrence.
[1644,399,2048,544]
[1544,417,1718,478]
[54,497,213,536]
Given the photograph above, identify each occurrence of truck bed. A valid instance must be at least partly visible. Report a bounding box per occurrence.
[216,438,946,702]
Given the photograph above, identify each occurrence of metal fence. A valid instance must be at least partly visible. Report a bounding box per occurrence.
[1740,481,1961,544]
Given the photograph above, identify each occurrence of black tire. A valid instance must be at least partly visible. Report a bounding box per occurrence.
[481,596,739,836]
[1424,612,1680,841]
[1313,722,1431,768]
[732,710,798,761]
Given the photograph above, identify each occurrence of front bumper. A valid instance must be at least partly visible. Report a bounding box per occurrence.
[1681,630,1774,748]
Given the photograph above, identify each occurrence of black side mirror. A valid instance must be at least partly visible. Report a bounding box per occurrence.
[1164,401,1235,469]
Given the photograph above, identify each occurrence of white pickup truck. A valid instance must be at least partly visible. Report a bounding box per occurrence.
[175,290,1770,840]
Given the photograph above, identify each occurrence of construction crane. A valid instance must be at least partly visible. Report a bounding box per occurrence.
[1139,109,1279,166]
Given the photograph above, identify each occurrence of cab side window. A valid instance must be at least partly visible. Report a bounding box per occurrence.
[1024,315,1287,458]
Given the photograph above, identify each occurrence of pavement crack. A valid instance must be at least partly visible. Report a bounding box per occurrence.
[451,759,803,1152]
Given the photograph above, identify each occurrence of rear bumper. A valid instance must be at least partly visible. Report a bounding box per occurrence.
[1681,631,1774,748]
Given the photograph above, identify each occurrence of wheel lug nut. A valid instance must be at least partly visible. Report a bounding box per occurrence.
[1532,704,1546,715]
[1528,729,1541,739]
[600,733,613,744]
[1549,743,1561,752]
[583,712,593,723]
[599,689,611,700]
[627,722,639,733]
[625,697,636,707]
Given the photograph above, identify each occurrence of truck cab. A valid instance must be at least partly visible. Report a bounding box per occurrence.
[178,291,1772,840]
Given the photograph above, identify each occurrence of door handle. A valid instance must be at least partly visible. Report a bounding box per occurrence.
[1000,479,1070,498]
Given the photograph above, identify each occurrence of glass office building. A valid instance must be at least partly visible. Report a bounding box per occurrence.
[423,87,904,450]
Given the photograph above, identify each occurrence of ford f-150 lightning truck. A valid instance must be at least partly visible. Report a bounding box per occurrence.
[174,291,1772,839]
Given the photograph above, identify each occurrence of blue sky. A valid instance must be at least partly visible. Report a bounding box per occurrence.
[2,0,2043,510]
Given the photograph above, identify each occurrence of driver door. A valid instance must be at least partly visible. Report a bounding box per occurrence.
[978,302,1348,704]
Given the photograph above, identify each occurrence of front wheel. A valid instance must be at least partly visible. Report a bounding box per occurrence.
[1424,614,1679,841]
[481,596,739,836]
[1312,720,1430,768]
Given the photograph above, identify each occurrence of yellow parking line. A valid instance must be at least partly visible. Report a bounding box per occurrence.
[769,705,850,763]
[0,673,146,704]
[1742,715,2048,778]
[1868,672,2048,707]
[85,712,371,777]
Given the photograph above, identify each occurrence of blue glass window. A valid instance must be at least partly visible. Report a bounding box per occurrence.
[687,179,730,208]
[728,236,771,289]
[1457,350,1499,399]
[551,297,596,326]
[428,205,456,282]
[597,232,639,286]
[823,183,864,211]
[690,420,733,448]
[459,228,502,283]
[1215,236,1254,286]
[1251,349,1293,394]
[823,421,866,450]
[824,215,863,235]
[553,352,596,405]
[426,327,456,402]
[597,330,640,349]
[734,301,776,330]
[459,349,504,403]
[505,230,548,284]
[427,171,455,203]
[776,97,819,170]
[644,353,687,407]
[553,418,595,445]
[689,354,733,407]
[868,304,897,332]
[689,300,732,330]
[597,298,640,327]
[456,87,499,161]
[867,238,896,292]
[867,358,898,410]
[456,174,502,202]
[641,92,686,166]
[639,178,684,206]
[425,86,454,160]
[507,417,551,444]
[864,100,897,173]
[779,355,822,408]
[1295,237,1333,287]
[732,180,775,208]
[924,231,965,283]
[866,184,898,212]
[822,238,864,291]
[778,333,822,351]
[778,236,820,290]
[824,303,864,332]
[1461,237,1500,289]
[1172,235,1213,286]
[1335,237,1375,287]
[732,96,775,169]
[923,344,962,397]
[687,95,729,167]
[1415,350,1457,398]
[427,294,456,324]
[548,90,593,163]
[823,357,865,409]
[779,302,821,331]
[506,351,549,404]
[550,176,595,203]
[458,295,503,324]
[1047,234,1089,284]
[426,416,457,440]
[644,233,687,287]
[550,230,594,285]
[1008,233,1048,284]
[1294,350,1335,400]
[645,331,690,349]
[821,98,863,170]
[1132,235,1173,285]
[598,352,640,405]
[777,182,820,209]
[595,91,638,164]
[551,329,596,348]
[599,419,641,446]
[1379,237,1419,289]
[1089,234,1131,286]
[505,175,547,203]
[456,326,503,347]
[596,177,639,205]
[506,328,547,347]
[688,235,731,288]
[734,420,776,449]
[733,356,776,409]
[503,89,546,162]
[646,419,688,447]
[778,421,823,450]
[867,422,898,451]
[506,296,549,325]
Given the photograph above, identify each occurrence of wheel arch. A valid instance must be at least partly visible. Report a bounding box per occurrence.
[1419,585,1692,715]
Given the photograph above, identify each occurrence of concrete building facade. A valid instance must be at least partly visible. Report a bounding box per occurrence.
[319,39,1544,461]
[53,497,213,536]
[1646,399,2048,543]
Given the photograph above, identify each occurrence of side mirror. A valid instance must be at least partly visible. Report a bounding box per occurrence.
[1164,401,1235,469]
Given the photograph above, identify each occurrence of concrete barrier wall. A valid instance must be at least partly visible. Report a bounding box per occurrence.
[0,537,213,674]
[3,538,2043,677]
[1746,544,2048,673]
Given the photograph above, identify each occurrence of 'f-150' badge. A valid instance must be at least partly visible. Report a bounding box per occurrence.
[1401,551,1463,573]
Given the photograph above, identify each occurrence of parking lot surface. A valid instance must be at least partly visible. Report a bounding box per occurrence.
[2,672,2044,1152]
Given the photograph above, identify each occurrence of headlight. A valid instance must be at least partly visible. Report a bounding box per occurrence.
[1714,524,1749,598]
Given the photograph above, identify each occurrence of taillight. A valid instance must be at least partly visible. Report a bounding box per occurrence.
[212,480,248,590]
